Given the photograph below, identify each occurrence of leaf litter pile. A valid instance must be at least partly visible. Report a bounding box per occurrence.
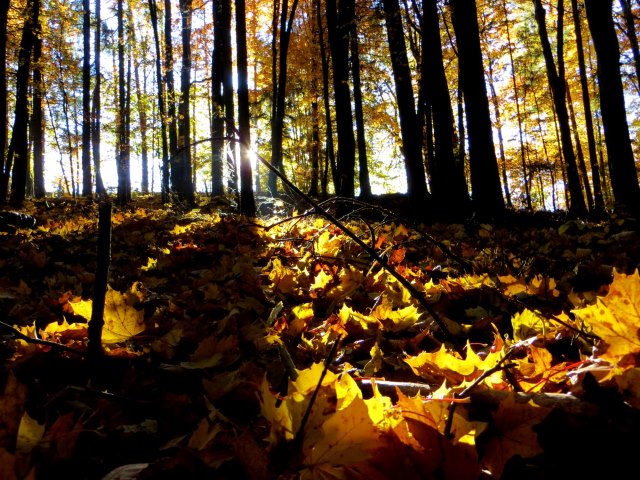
[1,195,640,479]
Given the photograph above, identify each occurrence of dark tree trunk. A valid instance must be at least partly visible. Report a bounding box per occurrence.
[566,81,593,210]
[0,0,8,200]
[116,0,131,205]
[236,0,255,216]
[585,0,640,210]
[315,0,336,196]
[148,0,169,200]
[82,0,92,197]
[93,0,106,196]
[211,0,226,196]
[348,1,371,199]
[4,0,39,206]
[382,0,428,209]
[619,0,640,94]
[269,0,299,194]
[164,0,178,190]
[533,0,586,215]
[422,0,469,218]
[222,0,236,193]
[572,0,603,211]
[501,0,530,209]
[32,13,45,198]
[450,0,504,219]
[177,0,194,204]
[326,0,356,197]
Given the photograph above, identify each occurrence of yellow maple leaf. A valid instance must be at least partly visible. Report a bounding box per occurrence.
[69,285,145,344]
[478,394,550,479]
[573,269,640,364]
[16,412,45,454]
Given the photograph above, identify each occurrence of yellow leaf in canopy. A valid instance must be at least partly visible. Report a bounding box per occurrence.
[573,269,640,364]
[478,394,550,479]
[16,412,45,453]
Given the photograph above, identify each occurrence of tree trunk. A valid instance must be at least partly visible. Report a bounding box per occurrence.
[450,0,504,219]
[177,0,194,204]
[164,0,178,191]
[82,0,92,197]
[0,0,8,200]
[222,0,236,193]
[572,0,603,211]
[269,0,299,194]
[315,0,336,196]
[116,0,131,205]
[92,0,106,196]
[236,0,255,216]
[585,0,640,210]
[382,0,428,209]
[566,81,593,210]
[4,0,39,206]
[348,1,371,199]
[148,0,169,200]
[501,0,531,210]
[533,0,586,215]
[32,12,45,199]
[326,0,356,198]
[211,0,225,196]
[422,0,469,218]
[618,0,640,94]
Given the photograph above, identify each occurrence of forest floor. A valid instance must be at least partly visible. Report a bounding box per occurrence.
[1,193,640,479]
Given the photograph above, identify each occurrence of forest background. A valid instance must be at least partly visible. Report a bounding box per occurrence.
[1,0,640,219]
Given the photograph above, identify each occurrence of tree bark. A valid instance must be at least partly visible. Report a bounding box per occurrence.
[236,0,255,216]
[572,0,604,211]
[32,13,45,199]
[116,0,131,205]
[585,0,640,210]
[164,0,178,190]
[619,0,640,94]
[383,0,428,210]
[93,0,106,196]
[211,0,226,196]
[533,0,586,215]
[0,0,8,200]
[4,0,40,206]
[177,0,194,204]
[422,0,470,219]
[450,0,504,219]
[326,0,356,198]
[82,0,92,197]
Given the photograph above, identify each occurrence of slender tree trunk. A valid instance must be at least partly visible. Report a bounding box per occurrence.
[177,0,194,204]
[572,0,603,211]
[211,0,225,196]
[93,0,106,196]
[4,0,39,205]
[82,0,92,197]
[148,0,169,200]
[422,0,469,218]
[501,0,530,210]
[451,0,504,218]
[269,0,299,194]
[0,0,8,199]
[566,81,593,209]
[619,0,640,94]
[164,0,178,191]
[117,0,131,205]
[382,0,428,208]
[326,0,356,197]
[585,0,640,210]
[236,0,255,216]
[348,1,371,199]
[533,0,586,215]
[130,6,149,194]
[315,0,336,196]
[32,14,45,198]
[222,0,236,193]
